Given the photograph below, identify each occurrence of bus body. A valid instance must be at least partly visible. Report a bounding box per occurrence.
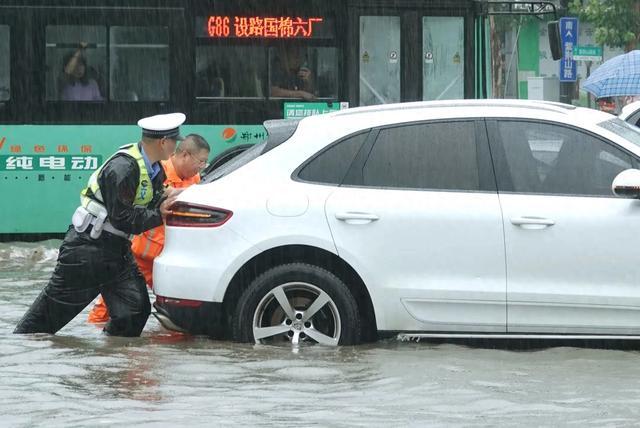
[0,0,479,239]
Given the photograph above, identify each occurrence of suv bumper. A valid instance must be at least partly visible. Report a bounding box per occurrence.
[154,296,226,338]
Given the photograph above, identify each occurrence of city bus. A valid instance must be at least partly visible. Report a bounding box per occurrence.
[0,0,556,239]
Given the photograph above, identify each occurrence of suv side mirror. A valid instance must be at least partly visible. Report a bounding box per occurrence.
[548,21,562,61]
[612,169,640,198]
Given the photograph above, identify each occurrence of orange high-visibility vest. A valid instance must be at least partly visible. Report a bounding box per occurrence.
[130,158,200,261]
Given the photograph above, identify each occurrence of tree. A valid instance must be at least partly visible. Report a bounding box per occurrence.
[489,15,506,98]
[488,15,523,98]
[570,0,640,52]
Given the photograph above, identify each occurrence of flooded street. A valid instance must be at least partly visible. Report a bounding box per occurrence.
[3,241,640,427]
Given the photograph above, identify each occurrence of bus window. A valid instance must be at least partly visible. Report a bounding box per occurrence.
[422,17,464,100]
[269,45,338,99]
[45,25,106,101]
[0,25,8,101]
[359,16,400,106]
[194,15,338,102]
[196,46,265,99]
[109,26,169,102]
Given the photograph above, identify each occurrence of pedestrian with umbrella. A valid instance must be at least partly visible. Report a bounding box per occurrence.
[582,50,640,113]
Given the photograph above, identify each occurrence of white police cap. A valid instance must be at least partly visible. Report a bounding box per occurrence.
[137,112,186,140]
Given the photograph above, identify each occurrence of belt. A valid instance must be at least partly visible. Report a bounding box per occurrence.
[89,217,132,240]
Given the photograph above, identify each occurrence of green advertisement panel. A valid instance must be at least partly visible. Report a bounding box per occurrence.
[283,101,348,119]
[0,154,103,171]
[0,124,266,234]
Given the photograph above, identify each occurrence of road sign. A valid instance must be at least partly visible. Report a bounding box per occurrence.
[559,17,578,82]
[572,45,603,62]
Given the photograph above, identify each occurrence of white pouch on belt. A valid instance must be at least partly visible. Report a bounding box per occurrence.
[71,206,92,233]
[89,209,107,239]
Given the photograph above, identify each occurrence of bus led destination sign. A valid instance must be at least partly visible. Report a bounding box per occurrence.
[207,16,323,38]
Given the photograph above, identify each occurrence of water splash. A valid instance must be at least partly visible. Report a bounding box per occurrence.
[0,241,60,267]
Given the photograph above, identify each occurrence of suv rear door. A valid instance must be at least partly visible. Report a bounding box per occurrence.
[324,119,507,332]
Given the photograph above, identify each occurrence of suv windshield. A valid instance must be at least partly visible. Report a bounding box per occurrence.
[598,118,640,147]
[202,119,299,183]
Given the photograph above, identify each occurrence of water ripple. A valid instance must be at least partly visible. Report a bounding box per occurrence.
[2,241,640,426]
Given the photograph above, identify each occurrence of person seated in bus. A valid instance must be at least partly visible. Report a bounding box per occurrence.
[196,63,225,97]
[270,46,316,100]
[59,43,104,101]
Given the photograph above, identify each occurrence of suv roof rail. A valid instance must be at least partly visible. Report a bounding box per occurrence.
[332,99,576,118]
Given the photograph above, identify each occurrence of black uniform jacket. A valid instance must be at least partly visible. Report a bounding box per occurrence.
[90,150,167,235]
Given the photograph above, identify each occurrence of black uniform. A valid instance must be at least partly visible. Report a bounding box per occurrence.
[14,150,166,337]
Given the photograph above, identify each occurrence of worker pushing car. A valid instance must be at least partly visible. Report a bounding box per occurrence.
[14,113,186,337]
[88,133,210,323]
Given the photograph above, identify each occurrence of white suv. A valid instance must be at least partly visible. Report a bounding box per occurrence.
[153,99,640,346]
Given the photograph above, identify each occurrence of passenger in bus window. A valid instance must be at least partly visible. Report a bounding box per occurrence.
[196,63,225,97]
[60,43,104,101]
[270,46,316,100]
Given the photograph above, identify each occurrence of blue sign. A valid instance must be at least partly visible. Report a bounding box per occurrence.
[559,17,578,82]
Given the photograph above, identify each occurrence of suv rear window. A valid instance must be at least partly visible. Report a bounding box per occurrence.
[202,119,299,183]
[297,131,369,185]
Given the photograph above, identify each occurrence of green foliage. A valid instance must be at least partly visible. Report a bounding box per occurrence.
[570,0,640,51]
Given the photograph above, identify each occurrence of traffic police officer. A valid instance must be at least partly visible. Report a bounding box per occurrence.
[14,113,185,337]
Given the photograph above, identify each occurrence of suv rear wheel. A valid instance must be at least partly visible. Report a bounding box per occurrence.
[232,263,361,346]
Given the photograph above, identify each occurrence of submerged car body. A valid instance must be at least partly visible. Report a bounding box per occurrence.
[153,99,640,346]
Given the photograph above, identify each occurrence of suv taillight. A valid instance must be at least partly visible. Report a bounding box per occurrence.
[166,202,232,227]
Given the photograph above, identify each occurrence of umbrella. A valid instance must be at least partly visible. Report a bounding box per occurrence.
[582,50,640,98]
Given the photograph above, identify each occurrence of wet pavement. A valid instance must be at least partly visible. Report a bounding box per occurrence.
[2,240,640,427]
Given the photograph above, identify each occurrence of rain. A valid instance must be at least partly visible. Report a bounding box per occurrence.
[3,0,640,426]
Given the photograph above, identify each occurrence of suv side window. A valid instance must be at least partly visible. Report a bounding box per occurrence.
[297,131,369,184]
[493,120,633,196]
[361,121,480,191]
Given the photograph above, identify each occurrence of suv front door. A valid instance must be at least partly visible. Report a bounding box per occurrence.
[489,119,640,334]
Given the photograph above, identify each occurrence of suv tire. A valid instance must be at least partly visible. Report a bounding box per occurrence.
[232,263,361,346]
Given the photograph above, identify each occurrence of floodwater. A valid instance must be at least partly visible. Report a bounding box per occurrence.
[3,241,640,427]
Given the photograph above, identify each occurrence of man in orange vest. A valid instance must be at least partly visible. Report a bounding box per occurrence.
[88,133,210,323]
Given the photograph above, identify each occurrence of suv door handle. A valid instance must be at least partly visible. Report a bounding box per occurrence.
[510,216,555,228]
[335,212,380,224]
